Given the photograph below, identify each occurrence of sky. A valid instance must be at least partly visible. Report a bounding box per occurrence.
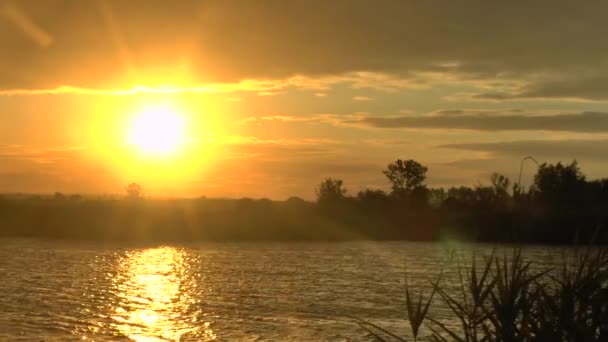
[2,0,608,199]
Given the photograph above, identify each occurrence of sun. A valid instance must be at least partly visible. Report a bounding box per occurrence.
[128,105,187,157]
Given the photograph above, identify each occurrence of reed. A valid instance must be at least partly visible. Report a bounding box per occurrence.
[357,244,608,341]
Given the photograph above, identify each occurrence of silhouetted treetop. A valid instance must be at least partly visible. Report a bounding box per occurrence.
[125,183,143,200]
[316,178,347,204]
[1,157,607,244]
[491,173,510,195]
[532,161,585,206]
[383,159,428,195]
[357,189,388,201]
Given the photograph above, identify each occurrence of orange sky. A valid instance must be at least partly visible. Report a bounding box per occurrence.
[2,1,608,199]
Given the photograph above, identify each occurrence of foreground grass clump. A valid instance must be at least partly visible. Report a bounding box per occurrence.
[357,246,608,341]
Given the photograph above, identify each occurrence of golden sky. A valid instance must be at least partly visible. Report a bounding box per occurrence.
[2,0,608,199]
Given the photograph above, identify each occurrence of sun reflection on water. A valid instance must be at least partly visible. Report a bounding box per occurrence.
[111,247,215,341]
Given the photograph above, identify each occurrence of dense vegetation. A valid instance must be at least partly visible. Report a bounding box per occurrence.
[357,247,608,341]
[0,159,607,243]
[315,159,608,243]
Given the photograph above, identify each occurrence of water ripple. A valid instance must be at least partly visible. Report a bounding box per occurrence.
[0,240,563,341]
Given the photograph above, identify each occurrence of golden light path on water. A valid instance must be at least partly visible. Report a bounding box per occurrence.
[110,247,215,341]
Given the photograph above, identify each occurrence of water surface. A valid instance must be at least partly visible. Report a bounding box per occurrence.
[0,239,563,341]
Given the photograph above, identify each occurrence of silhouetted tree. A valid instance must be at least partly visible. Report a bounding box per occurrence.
[447,186,476,203]
[491,173,510,197]
[428,188,447,208]
[2,154,608,244]
[357,188,389,209]
[475,185,496,205]
[316,178,347,204]
[383,159,428,195]
[512,182,523,199]
[357,188,388,201]
[125,183,143,200]
[490,173,511,207]
[409,186,431,209]
[531,161,585,206]
[286,196,306,205]
[586,179,608,201]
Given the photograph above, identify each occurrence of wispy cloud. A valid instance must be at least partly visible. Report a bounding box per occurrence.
[0,72,429,97]
[0,81,286,96]
[348,111,608,133]
[220,136,345,161]
[440,139,608,161]
[453,74,608,103]
[0,2,53,47]
[239,114,366,127]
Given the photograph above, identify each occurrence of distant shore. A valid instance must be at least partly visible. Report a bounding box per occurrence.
[0,194,604,245]
[1,159,607,244]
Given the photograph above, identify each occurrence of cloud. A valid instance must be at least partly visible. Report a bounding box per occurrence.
[351,111,608,133]
[472,76,608,102]
[239,114,365,128]
[0,79,295,96]
[0,2,53,47]
[221,136,344,161]
[256,91,282,96]
[2,0,608,99]
[0,72,430,96]
[440,139,608,161]
[352,96,372,101]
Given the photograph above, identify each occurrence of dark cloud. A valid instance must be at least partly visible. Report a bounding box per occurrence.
[1,1,608,90]
[474,76,608,101]
[440,139,608,161]
[353,112,608,132]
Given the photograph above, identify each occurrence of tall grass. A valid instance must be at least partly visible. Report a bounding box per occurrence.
[357,245,608,341]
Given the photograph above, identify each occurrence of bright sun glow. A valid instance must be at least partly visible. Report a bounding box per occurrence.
[128,105,187,157]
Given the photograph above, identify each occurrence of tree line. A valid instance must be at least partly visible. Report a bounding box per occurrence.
[0,158,606,243]
[315,159,608,243]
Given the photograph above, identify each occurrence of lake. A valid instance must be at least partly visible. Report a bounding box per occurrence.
[0,239,564,341]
